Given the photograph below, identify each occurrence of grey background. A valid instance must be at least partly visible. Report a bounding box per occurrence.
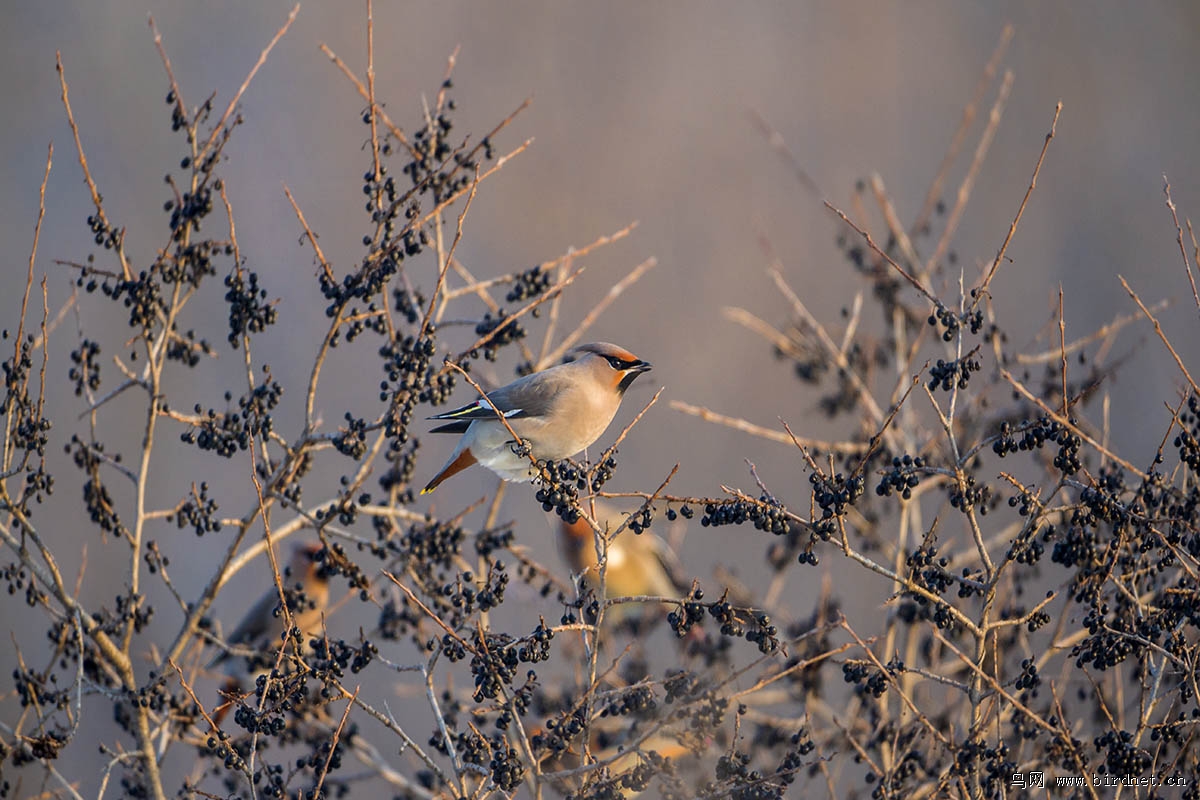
[2,1,1199,794]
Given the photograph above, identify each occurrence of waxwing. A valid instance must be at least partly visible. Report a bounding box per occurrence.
[208,542,330,679]
[558,500,690,613]
[422,343,651,494]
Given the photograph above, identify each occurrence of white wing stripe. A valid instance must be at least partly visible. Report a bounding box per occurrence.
[478,399,520,417]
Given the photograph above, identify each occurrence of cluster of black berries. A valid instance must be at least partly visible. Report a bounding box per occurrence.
[232,672,307,736]
[1006,487,1039,517]
[928,352,981,392]
[68,339,101,396]
[601,685,656,719]
[992,417,1083,476]
[431,728,484,766]
[1072,617,1138,671]
[948,475,992,514]
[906,544,954,595]
[167,184,214,237]
[20,464,54,514]
[517,620,554,663]
[474,524,515,557]
[705,594,741,637]
[172,481,221,536]
[380,334,437,397]
[490,741,526,792]
[1048,521,1098,572]
[534,459,585,523]
[1014,658,1040,693]
[557,583,597,627]
[689,689,731,732]
[700,496,790,534]
[1094,729,1152,775]
[439,565,509,626]
[1076,481,1133,530]
[332,413,368,459]
[844,657,904,699]
[928,301,983,342]
[580,754,670,800]
[310,636,377,677]
[318,249,406,320]
[531,707,588,758]
[587,452,618,492]
[746,613,780,654]
[701,592,779,653]
[876,454,924,499]
[506,265,551,303]
[627,505,654,533]
[1024,609,1051,632]
[114,591,154,636]
[1,330,33,403]
[163,88,187,129]
[393,287,426,325]
[665,504,695,522]
[2,562,33,604]
[400,80,493,205]
[223,270,277,348]
[68,436,127,538]
[2,336,53,469]
[86,211,122,250]
[165,327,214,367]
[377,438,419,500]
[667,589,708,637]
[181,377,281,458]
[274,451,312,510]
[12,666,71,716]
[160,239,224,289]
[473,310,526,361]
[1176,393,1200,472]
[811,472,865,520]
[898,592,959,631]
[439,632,467,662]
[793,532,821,566]
[205,733,248,776]
[949,739,1016,798]
[1005,523,1044,565]
[469,631,522,702]
[359,165,407,245]
[400,519,464,574]
[21,423,56,480]
[101,271,164,332]
[377,333,454,443]
[318,539,369,597]
[708,750,787,800]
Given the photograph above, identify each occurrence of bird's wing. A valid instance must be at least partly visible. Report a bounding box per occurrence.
[206,588,281,668]
[427,368,565,423]
[427,420,473,434]
[224,589,280,647]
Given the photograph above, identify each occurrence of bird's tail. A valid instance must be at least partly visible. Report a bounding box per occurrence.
[421,447,477,494]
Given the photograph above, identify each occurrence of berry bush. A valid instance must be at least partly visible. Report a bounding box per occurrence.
[2,13,1198,800]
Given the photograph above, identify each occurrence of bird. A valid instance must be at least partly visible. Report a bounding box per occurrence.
[421,342,652,494]
[557,500,690,622]
[208,542,331,680]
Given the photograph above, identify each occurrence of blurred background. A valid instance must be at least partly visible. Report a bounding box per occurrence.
[2,1,1200,793]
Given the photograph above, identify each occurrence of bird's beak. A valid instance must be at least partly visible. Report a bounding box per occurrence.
[630,360,652,374]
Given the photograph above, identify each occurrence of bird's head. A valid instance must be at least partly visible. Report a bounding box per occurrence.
[287,542,331,588]
[569,342,652,394]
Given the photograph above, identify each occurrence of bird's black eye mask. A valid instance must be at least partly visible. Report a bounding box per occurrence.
[604,355,640,371]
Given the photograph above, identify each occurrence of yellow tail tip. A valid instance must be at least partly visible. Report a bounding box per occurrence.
[420,485,436,495]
